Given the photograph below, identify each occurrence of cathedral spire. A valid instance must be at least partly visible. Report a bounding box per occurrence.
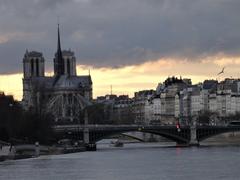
[55,23,64,75]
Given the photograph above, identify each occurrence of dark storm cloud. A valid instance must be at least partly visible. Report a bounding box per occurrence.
[0,0,240,74]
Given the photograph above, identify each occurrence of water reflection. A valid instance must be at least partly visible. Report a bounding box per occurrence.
[1,142,240,180]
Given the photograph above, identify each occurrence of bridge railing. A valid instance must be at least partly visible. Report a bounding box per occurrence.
[53,124,191,132]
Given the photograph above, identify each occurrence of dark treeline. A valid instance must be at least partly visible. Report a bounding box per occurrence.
[0,92,134,145]
[196,110,240,125]
[82,103,135,125]
[0,92,54,145]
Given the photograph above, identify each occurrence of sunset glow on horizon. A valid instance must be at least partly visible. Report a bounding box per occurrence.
[1,54,240,101]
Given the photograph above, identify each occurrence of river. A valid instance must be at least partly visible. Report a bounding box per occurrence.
[1,142,240,180]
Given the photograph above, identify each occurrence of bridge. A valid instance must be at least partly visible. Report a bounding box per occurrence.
[197,125,240,142]
[54,125,190,144]
[53,124,240,147]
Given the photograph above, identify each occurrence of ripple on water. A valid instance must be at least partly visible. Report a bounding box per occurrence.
[0,143,240,180]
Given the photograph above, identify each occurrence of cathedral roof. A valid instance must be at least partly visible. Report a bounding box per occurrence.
[53,75,92,89]
[29,75,92,91]
[29,77,55,89]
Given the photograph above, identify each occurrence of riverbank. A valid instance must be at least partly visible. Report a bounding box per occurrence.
[0,144,86,162]
[2,132,240,162]
[201,131,240,146]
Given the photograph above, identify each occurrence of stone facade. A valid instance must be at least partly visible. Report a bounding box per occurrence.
[22,26,92,124]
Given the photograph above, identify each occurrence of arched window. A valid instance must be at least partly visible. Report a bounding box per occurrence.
[36,58,39,76]
[67,59,70,75]
[31,59,34,76]
[69,94,73,104]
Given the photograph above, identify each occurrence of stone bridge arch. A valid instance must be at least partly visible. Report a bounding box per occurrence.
[89,127,190,144]
[197,126,240,142]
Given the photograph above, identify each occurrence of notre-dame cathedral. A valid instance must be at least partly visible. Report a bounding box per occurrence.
[22,25,92,124]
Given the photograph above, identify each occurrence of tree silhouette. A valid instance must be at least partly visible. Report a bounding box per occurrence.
[0,92,54,145]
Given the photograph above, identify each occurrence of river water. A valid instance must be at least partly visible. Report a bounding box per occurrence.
[1,142,240,180]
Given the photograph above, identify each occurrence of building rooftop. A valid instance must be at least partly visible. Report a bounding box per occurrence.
[203,80,218,90]
[24,51,43,58]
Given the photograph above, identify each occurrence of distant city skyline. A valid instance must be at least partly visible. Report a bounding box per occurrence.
[0,59,237,100]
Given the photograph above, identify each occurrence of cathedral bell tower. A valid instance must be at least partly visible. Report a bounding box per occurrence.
[23,50,45,78]
[62,50,77,76]
[22,50,45,109]
[54,24,77,77]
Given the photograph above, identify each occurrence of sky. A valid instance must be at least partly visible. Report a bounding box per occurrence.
[0,0,240,100]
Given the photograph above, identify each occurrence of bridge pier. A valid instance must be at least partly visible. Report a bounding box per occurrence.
[83,128,96,150]
[35,142,40,157]
[83,110,97,151]
[85,143,97,151]
[83,128,89,144]
[189,126,199,146]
